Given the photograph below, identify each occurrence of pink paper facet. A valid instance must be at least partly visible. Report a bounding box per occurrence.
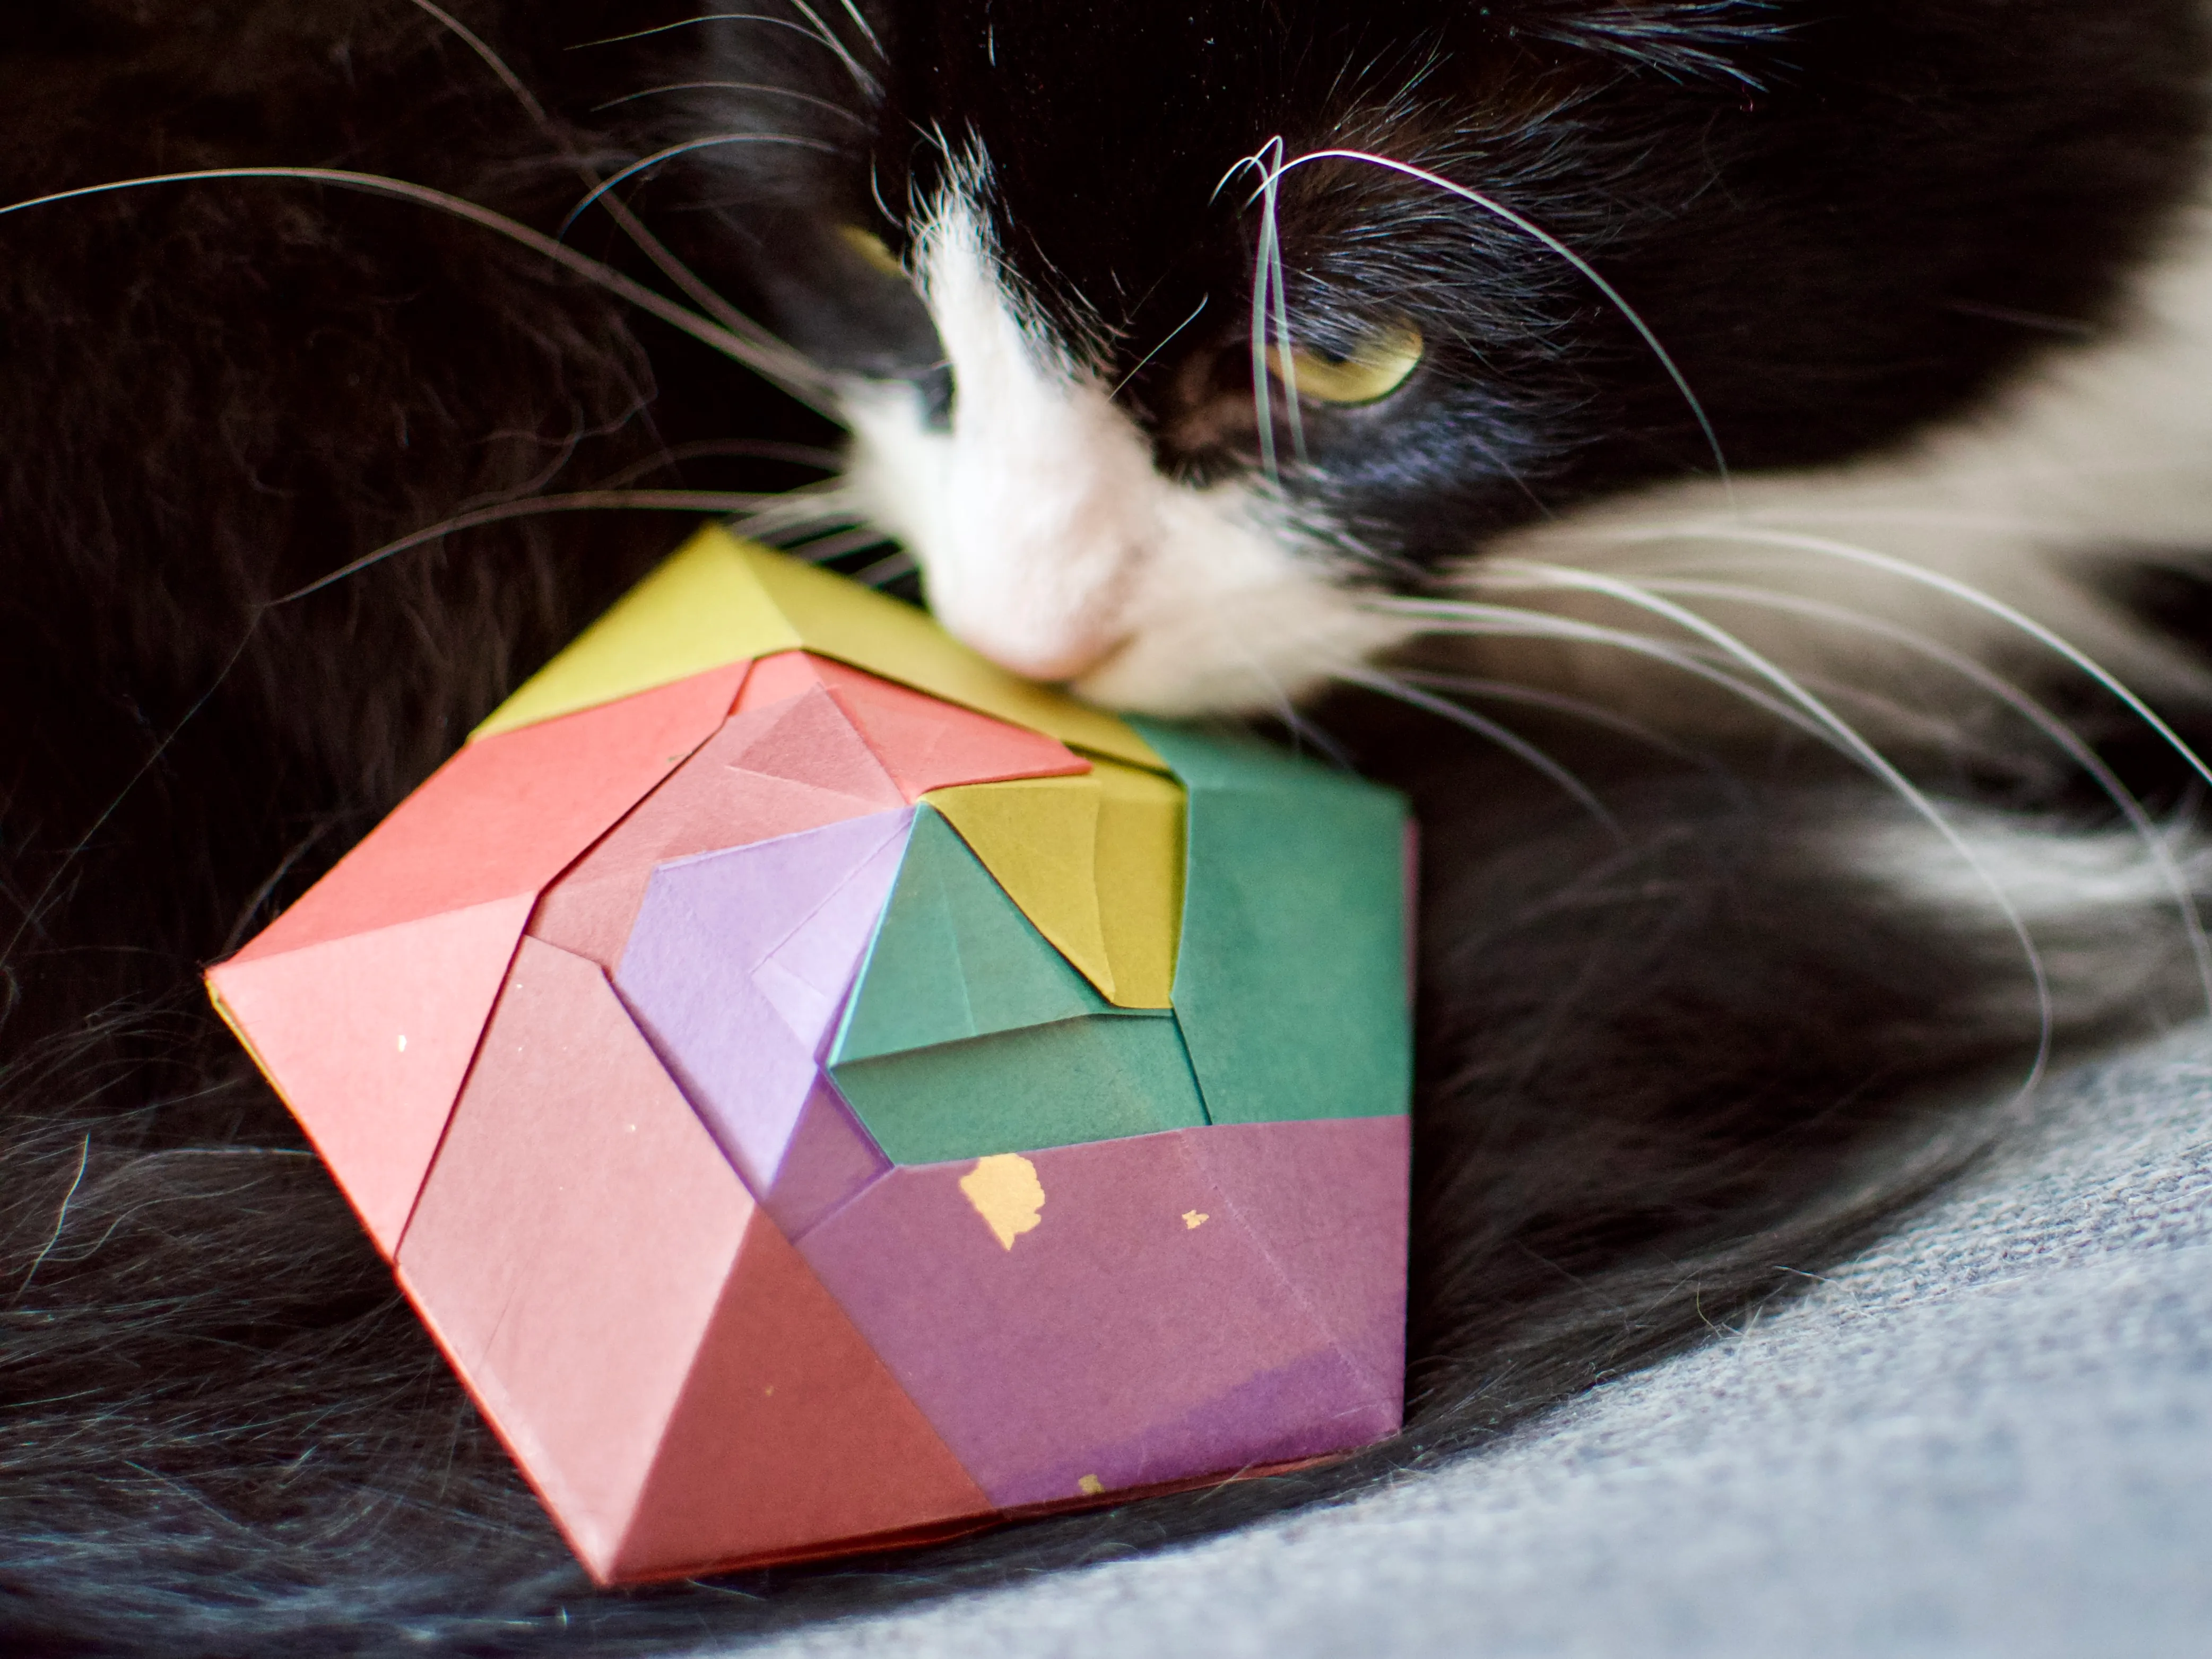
[238,664,745,962]
[738,652,1088,798]
[396,936,988,1583]
[530,685,903,972]
[210,893,535,1256]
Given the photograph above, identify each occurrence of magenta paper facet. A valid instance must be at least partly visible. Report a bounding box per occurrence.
[1185,1115,1411,1403]
[614,811,910,1224]
[792,1121,1406,1507]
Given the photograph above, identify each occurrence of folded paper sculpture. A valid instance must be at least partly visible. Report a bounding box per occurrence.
[206,526,1413,1583]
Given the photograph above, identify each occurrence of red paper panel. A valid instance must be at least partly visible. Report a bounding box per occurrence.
[397,936,988,1583]
[739,652,1087,799]
[236,663,747,962]
[208,892,533,1256]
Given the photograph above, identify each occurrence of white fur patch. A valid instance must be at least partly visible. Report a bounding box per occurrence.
[837,190,1410,716]
[1455,193,2212,732]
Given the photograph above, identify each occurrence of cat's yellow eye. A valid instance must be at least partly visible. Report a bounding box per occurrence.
[839,224,909,279]
[1269,321,1425,405]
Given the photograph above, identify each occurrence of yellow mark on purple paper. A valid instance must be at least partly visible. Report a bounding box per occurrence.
[960,1153,1045,1250]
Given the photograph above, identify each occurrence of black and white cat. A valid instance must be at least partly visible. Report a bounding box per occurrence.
[6,3,2212,1653]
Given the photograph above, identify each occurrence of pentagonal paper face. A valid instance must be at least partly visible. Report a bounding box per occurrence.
[397,937,988,1583]
[793,1121,1406,1508]
[615,811,913,1226]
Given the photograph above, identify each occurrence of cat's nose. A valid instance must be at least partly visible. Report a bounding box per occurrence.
[932,592,1126,685]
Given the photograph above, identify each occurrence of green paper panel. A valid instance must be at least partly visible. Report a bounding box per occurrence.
[829,1011,1207,1166]
[834,806,1108,1066]
[1127,719,1410,1125]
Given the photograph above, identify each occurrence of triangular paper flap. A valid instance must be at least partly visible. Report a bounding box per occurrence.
[472,537,799,739]
[209,893,533,1256]
[739,651,1089,797]
[832,806,1107,1067]
[238,665,744,962]
[610,1209,992,1583]
[718,680,916,799]
[528,689,902,972]
[397,936,739,1577]
[924,776,1115,1001]
[617,812,913,1197]
[1186,1116,1410,1406]
[793,1125,1388,1508]
[925,757,1186,1010]
[727,535,1166,769]
[760,1076,891,1244]
[396,936,984,1586]
[830,1012,1206,1167]
[1127,718,1411,1126]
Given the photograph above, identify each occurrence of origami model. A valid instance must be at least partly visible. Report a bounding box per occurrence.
[206,526,1413,1584]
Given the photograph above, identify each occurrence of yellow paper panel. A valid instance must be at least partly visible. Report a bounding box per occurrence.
[735,535,1167,771]
[1090,758,1184,1009]
[925,776,1116,1001]
[470,531,803,740]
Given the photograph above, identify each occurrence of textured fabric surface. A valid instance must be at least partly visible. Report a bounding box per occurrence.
[724,1027,2212,1659]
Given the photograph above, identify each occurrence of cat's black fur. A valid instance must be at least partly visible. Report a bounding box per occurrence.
[3,5,2209,1655]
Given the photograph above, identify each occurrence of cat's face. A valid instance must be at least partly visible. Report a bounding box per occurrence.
[679,0,2207,713]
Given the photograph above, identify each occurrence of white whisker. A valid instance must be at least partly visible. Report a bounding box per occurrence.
[853,550,918,588]
[591,439,844,488]
[577,11,874,91]
[0,166,840,413]
[1365,595,1847,747]
[275,491,777,605]
[590,81,869,124]
[1474,559,2055,1087]
[1598,523,2212,794]
[1262,153,1307,467]
[786,525,897,564]
[558,133,842,238]
[1341,665,1621,832]
[832,0,886,60]
[1634,575,2212,1012]
[403,0,837,402]
[1230,137,1292,483]
[1109,295,1209,401]
[405,0,551,124]
[1388,669,1717,767]
[784,0,880,97]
